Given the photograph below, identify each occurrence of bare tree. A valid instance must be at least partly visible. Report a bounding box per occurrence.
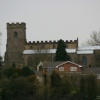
[81,30,100,67]
[82,31,100,46]
[33,44,51,70]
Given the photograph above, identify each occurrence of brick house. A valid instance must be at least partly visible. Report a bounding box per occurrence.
[43,61,82,74]
[55,61,82,74]
[43,61,100,80]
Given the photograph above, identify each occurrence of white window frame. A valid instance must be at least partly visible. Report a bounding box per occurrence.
[70,67,77,71]
[59,67,64,71]
[97,74,100,79]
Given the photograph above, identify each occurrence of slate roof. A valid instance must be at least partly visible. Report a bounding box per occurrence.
[43,61,65,68]
[82,67,100,74]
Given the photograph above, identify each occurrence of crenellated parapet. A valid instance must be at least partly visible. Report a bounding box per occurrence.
[25,38,78,45]
[7,22,26,29]
[65,39,78,43]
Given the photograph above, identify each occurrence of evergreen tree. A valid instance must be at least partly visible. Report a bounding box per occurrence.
[55,39,70,61]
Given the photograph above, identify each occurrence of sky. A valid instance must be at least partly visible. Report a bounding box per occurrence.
[0,0,100,59]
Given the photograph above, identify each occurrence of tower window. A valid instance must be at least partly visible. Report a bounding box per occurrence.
[14,32,18,38]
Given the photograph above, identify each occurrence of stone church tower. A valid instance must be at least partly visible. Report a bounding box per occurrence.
[4,22,26,67]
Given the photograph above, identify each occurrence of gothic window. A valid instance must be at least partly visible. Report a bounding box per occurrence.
[14,32,18,38]
[82,55,87,65]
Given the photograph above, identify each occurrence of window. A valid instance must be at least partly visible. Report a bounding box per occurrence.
[82,55,87,65]
[14,32,18,38]
[97,74,100,79]
[70,67,77,71]
[59,67,64,71]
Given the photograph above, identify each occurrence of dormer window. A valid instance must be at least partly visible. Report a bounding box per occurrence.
[14,32,18,38]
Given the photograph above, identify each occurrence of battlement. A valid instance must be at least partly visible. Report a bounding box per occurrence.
[7,22,26,29]
[26,39,78,45]
[65,39,78,43]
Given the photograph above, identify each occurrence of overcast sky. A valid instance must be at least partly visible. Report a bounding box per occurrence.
[0,0,100,58]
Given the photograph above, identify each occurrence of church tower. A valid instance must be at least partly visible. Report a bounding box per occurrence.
[4,22,26,67]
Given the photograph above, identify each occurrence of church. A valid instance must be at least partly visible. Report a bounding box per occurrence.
[4,22,100,68]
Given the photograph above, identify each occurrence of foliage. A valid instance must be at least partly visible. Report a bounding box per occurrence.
[0,56,2,68]
[43,73,48,86]
[79,76,87,100]
[0,66,98,100]
[3,67,15,78]
[2,66,35,78]
[86,74,97,100]
[55,39,70,61]
[60,76,71,97]
[21,66,34,77]
[50,71,61,88]
[0,77,38,100]
[50,71,62,98]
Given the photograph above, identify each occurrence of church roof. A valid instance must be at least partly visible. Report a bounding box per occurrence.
[23,46,100,55]
[78,46,100,50]
[77,50,93,54]
[23,49,76,54]
[77,46,100,54]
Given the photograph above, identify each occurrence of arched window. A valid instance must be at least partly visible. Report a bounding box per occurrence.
[82,55,87,65]
[14,32,18,38]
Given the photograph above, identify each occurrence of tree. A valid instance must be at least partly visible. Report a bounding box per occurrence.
[55,39,70,61]
[86,74,97,100]
[50,71,62,98]
[82,30,100,67]
[82,30,100,46]
[0,77,38,100]
[79,76,87,100]
[50,71,61,88]
[33,44,51,70]
[0,56,2,68]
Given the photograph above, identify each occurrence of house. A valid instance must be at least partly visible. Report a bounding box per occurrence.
[43,61,100,79]
[43,61,82,74]
[55,61,82,74]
